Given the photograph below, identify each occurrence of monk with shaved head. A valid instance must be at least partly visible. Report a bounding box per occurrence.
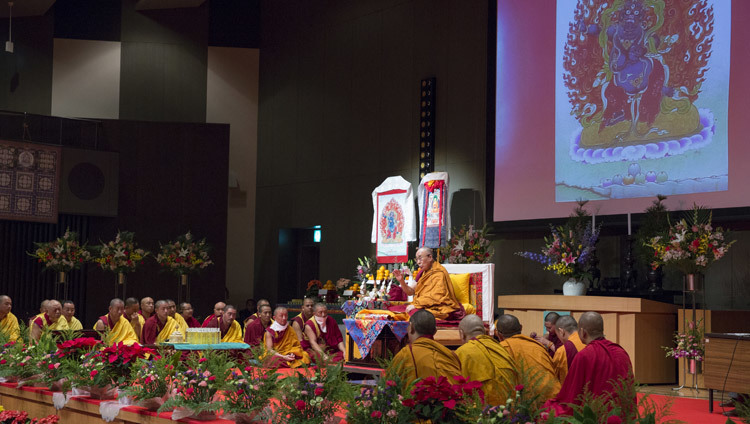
[94,298,140,345]
[202,301,226,327]
[551,315,587,383]
[456,314,517,405]
[544,312,633,417]
[497,314,560,401]
[0,296,19,342]
[264,307,310,368]
[141,300,179,344]
[30,300,68,341]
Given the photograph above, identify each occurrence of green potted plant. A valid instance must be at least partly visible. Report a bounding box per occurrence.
[634,195,671,293]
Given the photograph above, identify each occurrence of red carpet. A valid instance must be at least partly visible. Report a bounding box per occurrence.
[639,393,743,423]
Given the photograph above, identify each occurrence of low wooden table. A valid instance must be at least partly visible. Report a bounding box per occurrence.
[704,333,750,413]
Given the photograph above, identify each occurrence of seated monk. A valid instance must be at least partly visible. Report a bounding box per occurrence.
[94,298,140,346]
[31,300,68,341]
[456,314,517,406]
[302,303,345,363]
[244,303,272,347]
[139,297,154,320]
[202,301,226,327]
[390,309,463,394]
[392,247,465,320]
[141,300,179,344]
[179,302,201,328]
[0,295,20,342]
[30,300,50,327]
[544,312,634,417]
[291,297,315,343]
[531,312,562,356]
[167,299,189,334]
[264,307,310,368]
[124,297,144,342]
[551,315,587,384]
[497,314,560,401]
[204,304,244,343]
[245,298,270,326]
[61,300,83,330]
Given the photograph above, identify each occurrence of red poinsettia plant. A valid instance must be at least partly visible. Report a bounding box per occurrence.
[38,337,103,391]
[0,409,59,424]
[77,342,156,388]
[409,376,484,423]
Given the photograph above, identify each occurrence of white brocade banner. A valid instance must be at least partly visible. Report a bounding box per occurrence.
[371,176,416,263]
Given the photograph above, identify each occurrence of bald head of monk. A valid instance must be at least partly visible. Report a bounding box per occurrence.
[46,300,63,322]
[415,247,435,272]
[554,315,578,343]
[496,314,522,340]
[459,314,486,343]
[408,309,437,342]
[578,311,604,344]
[108,298,125,322]
[40,299,50,314]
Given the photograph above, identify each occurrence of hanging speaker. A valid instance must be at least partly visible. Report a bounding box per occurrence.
[59,147,119,216]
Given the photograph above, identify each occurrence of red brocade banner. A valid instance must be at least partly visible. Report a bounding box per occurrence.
[0,139,62,223]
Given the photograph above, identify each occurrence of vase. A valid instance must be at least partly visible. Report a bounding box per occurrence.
[58,271,66,284]
[646,266,663,293]
[562,278,587,296]
[118,272,126,285]
[180,274,189,286]
[688,358,702,374]
[684,273,703,292]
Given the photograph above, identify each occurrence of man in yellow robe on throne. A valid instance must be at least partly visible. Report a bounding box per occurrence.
[393,247,464,320]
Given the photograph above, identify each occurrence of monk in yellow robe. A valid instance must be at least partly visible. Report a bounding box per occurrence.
[393,248,464,320]
[456,314,517,406]
[31,300,69,341]
[551,315,587,383]
[497,314,561,401]
[29,300,50,327]
[167,299,189,335]
[141,300,179,344]
[94,298,140,346]
[0,295,20,342]
[61,300,83,330]
[264,307,310,368]
[390,309,463,394]
[124,297,144,342]
[205,305,244,343]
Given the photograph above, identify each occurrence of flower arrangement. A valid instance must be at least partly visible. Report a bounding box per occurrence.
[119,350,181,409]
[646,204,735,275]
[0,341,34,381]
[92,231,149,274]
[516,202,600,282]
[663,319,705,361]
[478,384,540,424]
[441,224,495,264]
[0,408,59,424]
[304,280,322,299]
[159,351,235,419]
[408,375,484,423]
[346,377,416,424]
[221,364,279,422]
[77,342,155,392]
[155,232,214,275]
[274,364,356,424]
[355,257,375,283]
[38,337,102,391]
[29,229,91,272]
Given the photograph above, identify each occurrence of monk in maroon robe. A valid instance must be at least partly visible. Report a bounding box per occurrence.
[179,302,201,328]
[301,303,345,363]
[544,312,633,417]
[244,303,272,347]
[201,301,225,327]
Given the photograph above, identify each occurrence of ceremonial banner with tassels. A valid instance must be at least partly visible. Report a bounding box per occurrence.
[371,176,416,263]
[418,172,449,248]
[0,139,62,223]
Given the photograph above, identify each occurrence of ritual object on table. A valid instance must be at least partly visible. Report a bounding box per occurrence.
[185,327,220,344]
[168,330,184,343]
[371,176,416,263]
[418,171,449,248]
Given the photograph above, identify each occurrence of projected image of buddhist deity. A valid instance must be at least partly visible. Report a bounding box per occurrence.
[555,0,729,201]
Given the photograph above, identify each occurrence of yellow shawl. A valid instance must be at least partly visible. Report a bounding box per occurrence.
[37,314,69,330]
[500,334,561,401]
[390,337,463,394]
[0,312,20,342]
[65,316,83,331]
[413,262,463,320]
[553,331,587,383]
[221,319,244,343]
[96,315,139,346]
[264,326,310,368]
[173,313,189,334]
[156,316,180,343]
[456,335,518,406]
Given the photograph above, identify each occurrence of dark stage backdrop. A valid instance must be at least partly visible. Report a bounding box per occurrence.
[0,116,229,326]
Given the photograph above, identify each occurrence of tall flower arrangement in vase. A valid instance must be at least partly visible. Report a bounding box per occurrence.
[646,204,735,275]
[92,231,149,277]
[516,202,600,283]
[441,224,495,264]
[30,229,91,273]
[155,232,213,275]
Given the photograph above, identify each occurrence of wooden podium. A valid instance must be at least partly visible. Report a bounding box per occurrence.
[497,295,677,384]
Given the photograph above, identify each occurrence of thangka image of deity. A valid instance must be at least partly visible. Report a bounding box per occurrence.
[555,0,729,201]
[379,198,405,244]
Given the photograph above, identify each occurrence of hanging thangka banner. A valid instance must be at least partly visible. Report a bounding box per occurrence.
[418,172,449,248]
[371,176,416,263]
[0,139,62,223]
